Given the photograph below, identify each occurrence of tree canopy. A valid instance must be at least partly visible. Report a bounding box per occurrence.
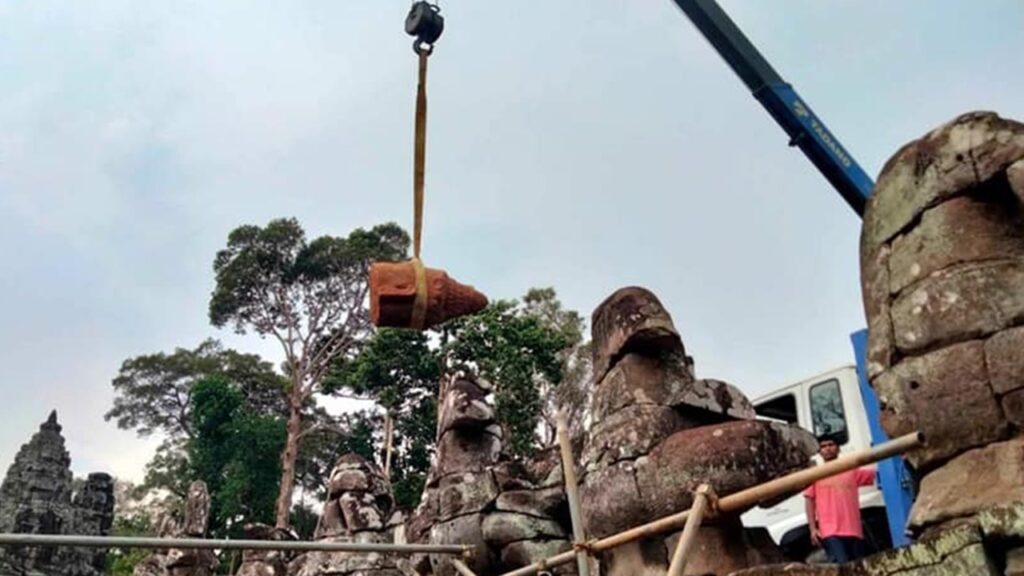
[188,377,284,536]
[106,339,287,497]
[325,329,439,508]
[208,217,408,527]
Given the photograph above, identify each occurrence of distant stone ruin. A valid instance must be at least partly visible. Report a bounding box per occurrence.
[133,480,218,576]
[0,410,114,576]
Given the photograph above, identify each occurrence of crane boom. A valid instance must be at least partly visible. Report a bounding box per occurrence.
[670,0,874,215]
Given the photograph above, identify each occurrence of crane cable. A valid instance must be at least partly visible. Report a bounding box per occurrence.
[405,1,444,329]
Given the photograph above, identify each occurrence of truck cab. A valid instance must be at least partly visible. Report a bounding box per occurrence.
[741,365,894,561]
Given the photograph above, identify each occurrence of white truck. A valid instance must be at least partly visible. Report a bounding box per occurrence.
[740,365,897,562]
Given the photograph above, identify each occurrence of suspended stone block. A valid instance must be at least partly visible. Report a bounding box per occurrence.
[370,260,488,329]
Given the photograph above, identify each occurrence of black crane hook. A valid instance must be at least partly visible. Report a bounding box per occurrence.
[405,1,444,55]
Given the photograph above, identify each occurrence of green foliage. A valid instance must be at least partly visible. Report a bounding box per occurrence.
[188,377,285,536]
[326,329,439,508]
[522,287,590,441]
[208,218,410,526]
[441,299,569,456]
[106,514,154,576]
[208,218,408,344]
[326,288,580,499]
[389,394,436,508]
[326,329,440,412]
[106,339,287,497]
[107,339,287,438]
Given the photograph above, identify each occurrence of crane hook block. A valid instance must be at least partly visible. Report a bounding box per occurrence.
[406,2,444,51]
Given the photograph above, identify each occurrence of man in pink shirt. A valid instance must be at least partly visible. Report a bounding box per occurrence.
[804,436,875,563]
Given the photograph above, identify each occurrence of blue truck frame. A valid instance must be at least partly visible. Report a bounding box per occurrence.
[669,0,915,547]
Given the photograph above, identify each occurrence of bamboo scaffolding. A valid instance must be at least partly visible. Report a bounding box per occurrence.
[666,484,712,576]
[499,431,922,576]
[556,410,591,576]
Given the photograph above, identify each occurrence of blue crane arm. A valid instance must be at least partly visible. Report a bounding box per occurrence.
[670,0,874,215]
[668,0,915,548]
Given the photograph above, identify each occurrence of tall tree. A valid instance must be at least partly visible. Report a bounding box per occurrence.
[188,377,285,536]
[325,329,440,508]
[209,218,408,527]
[106,339,288,497]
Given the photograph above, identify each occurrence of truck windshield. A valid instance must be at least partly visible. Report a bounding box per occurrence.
[809,378,848,443]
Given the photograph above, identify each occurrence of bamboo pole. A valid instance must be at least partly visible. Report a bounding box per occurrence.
[556,410,591,576]
[666,484,712,576]
[0,534,470,555]
[451,558,479,576]
[499,431,922,576]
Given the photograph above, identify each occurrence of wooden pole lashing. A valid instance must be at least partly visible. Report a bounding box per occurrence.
[498,431,922,576]
[556,410,591,576]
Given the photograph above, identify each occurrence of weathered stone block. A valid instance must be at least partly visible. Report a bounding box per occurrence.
[592,352,754,425]
[863,111,1024,250]
[601,539,669,576]
[435,429,501,476]
[584,404,686,467]
[236,523,292,576]
[728,565,840,576]
[986,325,1024,394]
[1006,546,1024,576]
[978,502,1024,540]
[635,421,815,521]
[871,341,1007,468]
[436,471,499,522]
[591,287,686,383]
[405,488,438,545]
[891,261,1024,354]
[857,524,998,576]
[327,453,391,499]
[1005,389,1024,429]
[293,535,399,576]
[438,378,494,434]
[428,513,493,576]
[481,512,566,546]
[496,485,566,520]
[580,460,647,538]
[888,196,1024,295]
[591,352,688,422]
[676,378,755,421]
[314,499,345,539]
[861,245,895,378]
[664,518,752,576]
[909,439,1024,529]
[493,460,534,491]
[338,492,384,532]
[500,539,571,570]
[1009,158,1024,202]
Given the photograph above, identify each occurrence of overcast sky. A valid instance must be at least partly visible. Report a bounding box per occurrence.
[2,1,1022,482]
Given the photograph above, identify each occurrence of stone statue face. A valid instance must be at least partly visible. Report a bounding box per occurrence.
[861,111,1024,469]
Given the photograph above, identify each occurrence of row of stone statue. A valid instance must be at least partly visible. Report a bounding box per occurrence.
[1,110,1023,576]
